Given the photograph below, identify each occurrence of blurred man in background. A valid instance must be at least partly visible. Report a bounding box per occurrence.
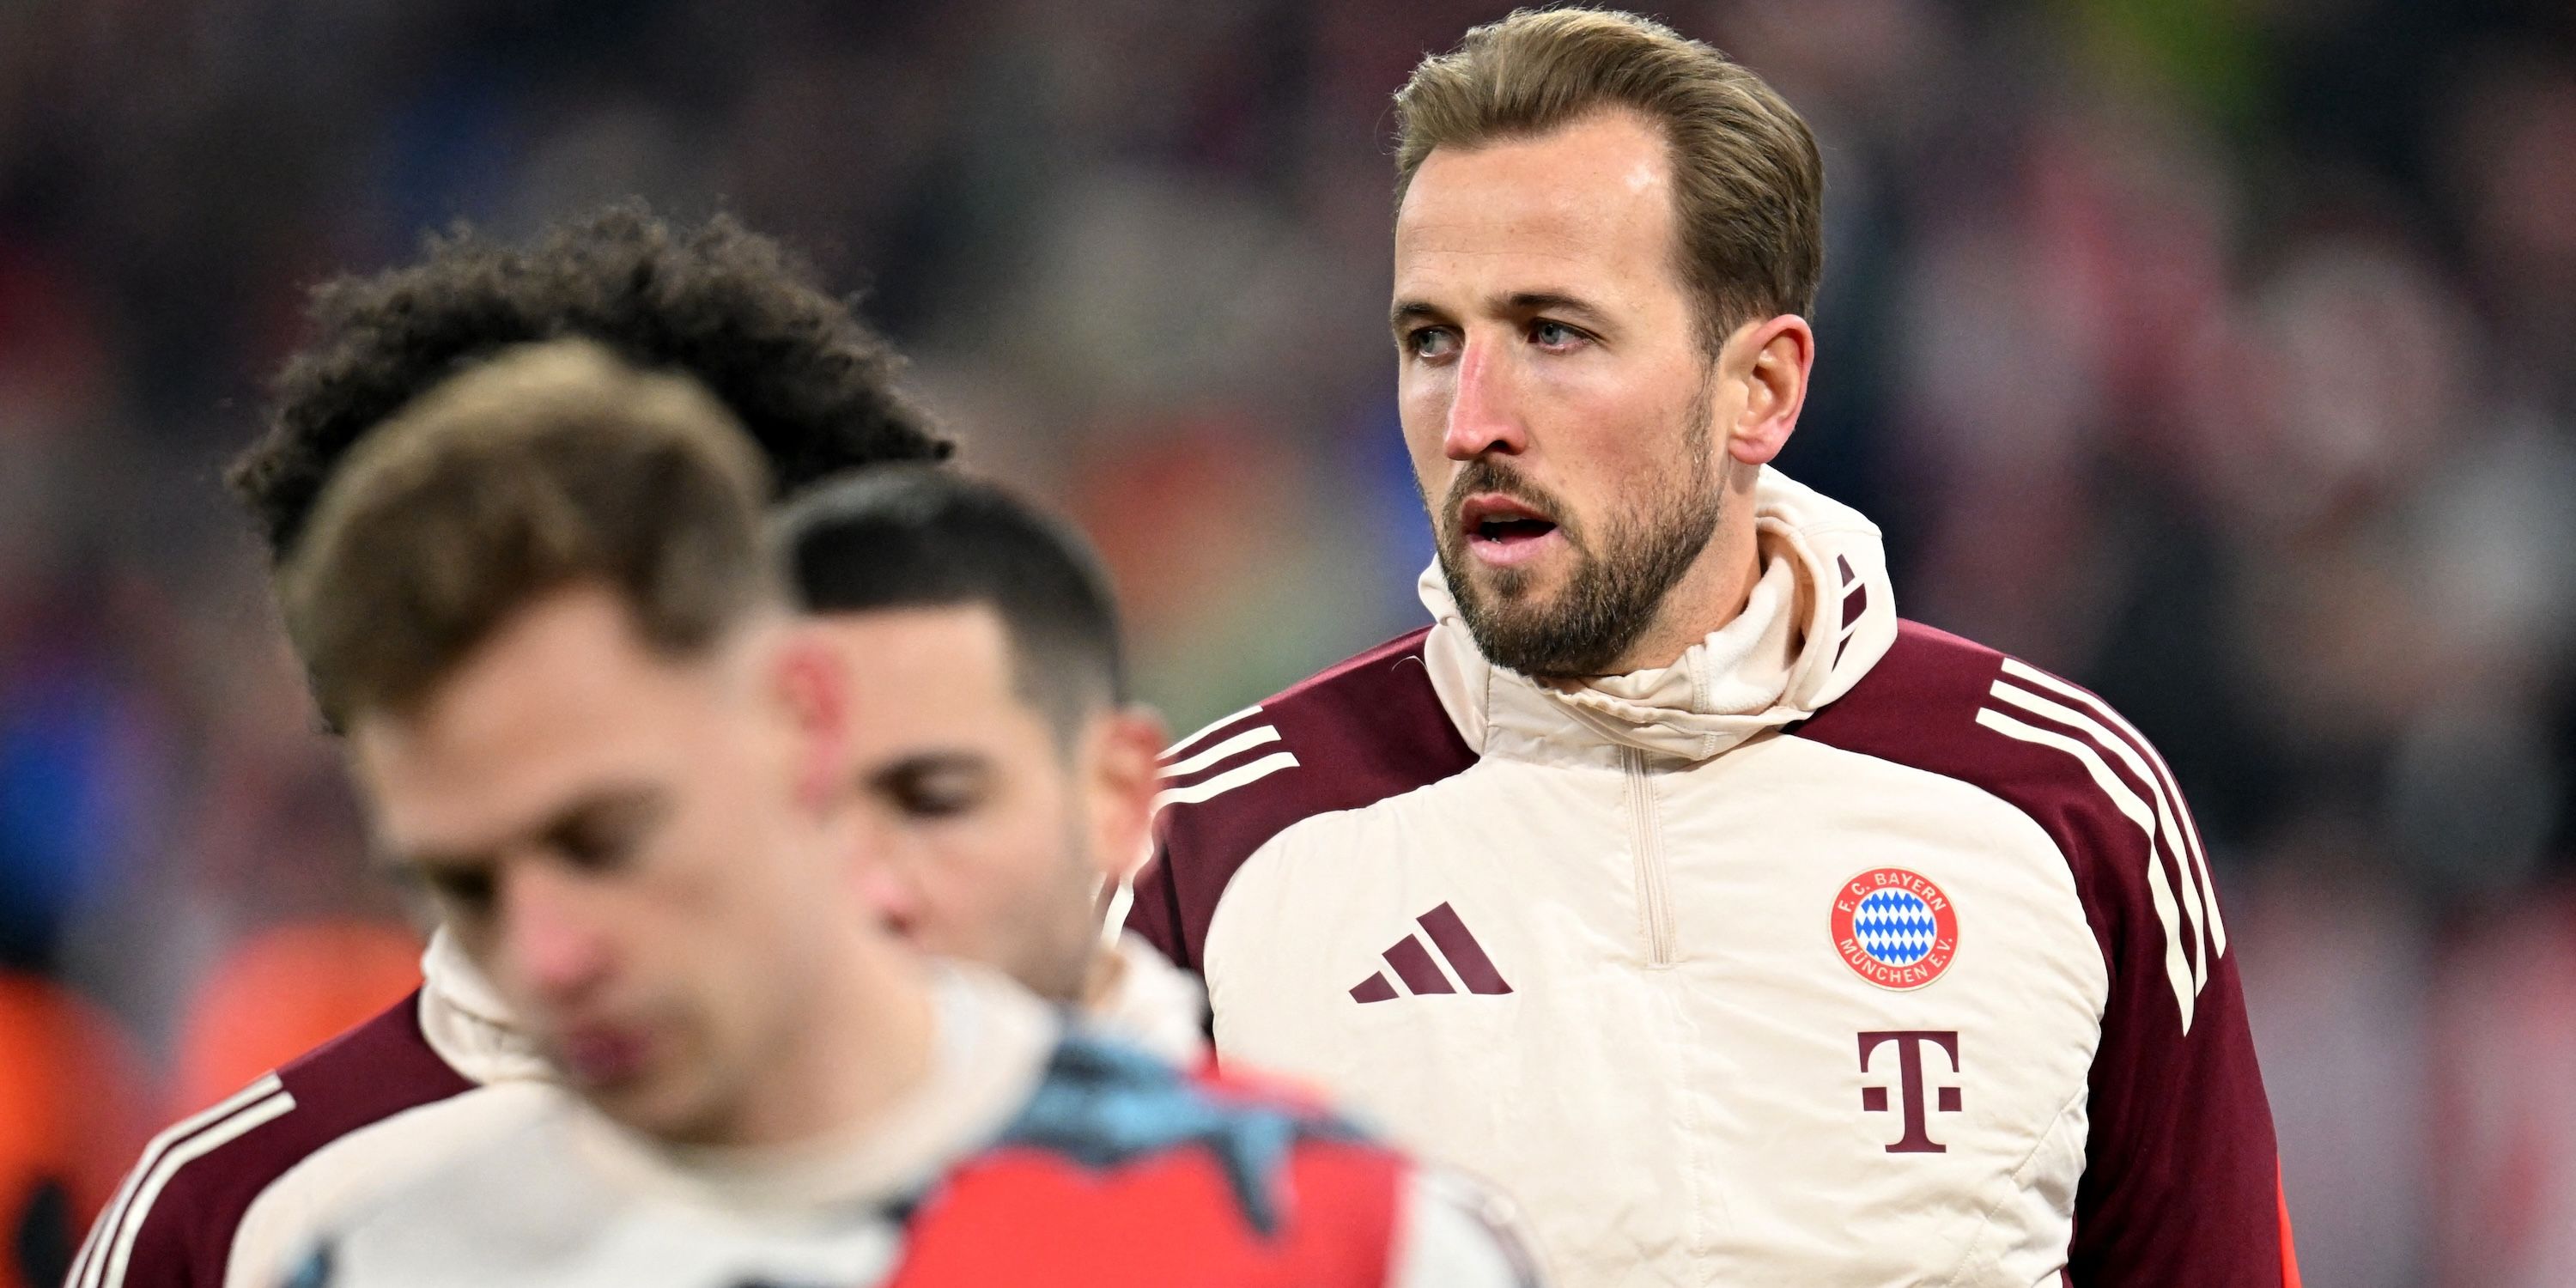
[73,211,1206,1288]
[270,337,1534,1287]
[1132,10,2296,1285]
[778,467,1204,1064]
[71,205,952,1288]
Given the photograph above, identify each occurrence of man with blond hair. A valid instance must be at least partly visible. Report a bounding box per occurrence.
[1129,10,2299,1285]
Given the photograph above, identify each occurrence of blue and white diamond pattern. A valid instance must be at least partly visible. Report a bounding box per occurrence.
[1853,889,1937,966]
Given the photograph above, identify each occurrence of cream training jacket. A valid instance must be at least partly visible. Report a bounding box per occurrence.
[1130,467,2296,1288]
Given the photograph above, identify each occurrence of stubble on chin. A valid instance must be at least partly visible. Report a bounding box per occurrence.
[1470,560,1538,604]
[1432,470,1721,680]
[1429,372,1728,678]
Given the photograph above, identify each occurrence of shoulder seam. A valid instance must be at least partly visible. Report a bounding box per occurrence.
[1141,626,1473,968]
[75,1075,299,1288]
[1163,703,1267,762]
[1789,621,2221,1038]
[1151,628,1450,820]
[1156,747,1299,815]
[1973,659,2221,1036]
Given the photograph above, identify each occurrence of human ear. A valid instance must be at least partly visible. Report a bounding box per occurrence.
[1725,313,1814,465]
[1082,705,1168,884]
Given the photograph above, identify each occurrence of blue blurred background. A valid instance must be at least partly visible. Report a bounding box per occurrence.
[4,2,2574,1282]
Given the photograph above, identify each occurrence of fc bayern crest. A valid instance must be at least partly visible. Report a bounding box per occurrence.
[1830,868,1959,991]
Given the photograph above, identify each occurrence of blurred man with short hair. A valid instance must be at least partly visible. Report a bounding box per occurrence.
[271,338,1534,1286]
[1131,10,2297,1285]
[778,466,1205,1064]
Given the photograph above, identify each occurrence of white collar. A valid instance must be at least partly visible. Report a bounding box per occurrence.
[416,927,553,1085]
[564,963,1058,1216]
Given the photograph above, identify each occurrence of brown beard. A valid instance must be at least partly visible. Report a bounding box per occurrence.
[1426,397,1722,679]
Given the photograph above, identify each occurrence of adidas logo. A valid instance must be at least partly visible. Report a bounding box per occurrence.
[1350,903,1512,1003]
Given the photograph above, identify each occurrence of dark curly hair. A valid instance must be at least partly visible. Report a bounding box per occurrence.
[229,203,951,564]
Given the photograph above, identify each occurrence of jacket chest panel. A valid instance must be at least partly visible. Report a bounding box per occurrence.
[1202,744,2110,1285]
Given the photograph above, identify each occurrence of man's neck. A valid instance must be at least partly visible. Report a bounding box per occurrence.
[1598,519,1765,677]
[1080,937,1127,1011]
[720,933,937,1151]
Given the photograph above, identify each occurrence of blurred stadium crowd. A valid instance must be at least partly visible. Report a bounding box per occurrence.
[3,0,2573,1283]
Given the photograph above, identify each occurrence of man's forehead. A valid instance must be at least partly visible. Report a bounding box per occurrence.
[821,604,1018,710]
[1397,112,1676,260]
[355,700,680,860]
[349,590,716,856]
[817,603,1072,770]
[361,744,635,878]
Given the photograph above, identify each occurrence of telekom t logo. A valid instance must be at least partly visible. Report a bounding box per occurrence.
[1858,1030,1962,1153]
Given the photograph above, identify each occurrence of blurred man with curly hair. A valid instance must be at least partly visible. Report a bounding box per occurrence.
[74,205,971,1288]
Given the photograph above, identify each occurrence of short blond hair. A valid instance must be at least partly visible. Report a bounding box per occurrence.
[281,338,775,729]
[1394,8,1823,347]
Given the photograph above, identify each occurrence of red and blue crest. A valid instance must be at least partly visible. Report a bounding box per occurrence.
[1830,867,1959,991]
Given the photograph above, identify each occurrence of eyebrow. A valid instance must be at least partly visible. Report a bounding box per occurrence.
[869,749,993,786]
[1389,298,1449,336]
[1389,290,1613,337]
[381,837,481,882]
[1504,290,1610,325]
[385,781,665,877]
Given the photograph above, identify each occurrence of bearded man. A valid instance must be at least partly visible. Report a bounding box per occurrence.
[1127,10,2299,1287]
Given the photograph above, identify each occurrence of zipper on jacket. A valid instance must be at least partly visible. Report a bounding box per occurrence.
[1621,745,1676,966]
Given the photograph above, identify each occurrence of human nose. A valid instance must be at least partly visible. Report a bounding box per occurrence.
[1441,334,1531,461]
[854,858,921,933]
[497,864,614,1005]
[848,820,927,938]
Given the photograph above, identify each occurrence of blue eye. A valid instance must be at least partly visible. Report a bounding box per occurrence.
[1532,320,1581,348]
[1407,327,1458,360]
